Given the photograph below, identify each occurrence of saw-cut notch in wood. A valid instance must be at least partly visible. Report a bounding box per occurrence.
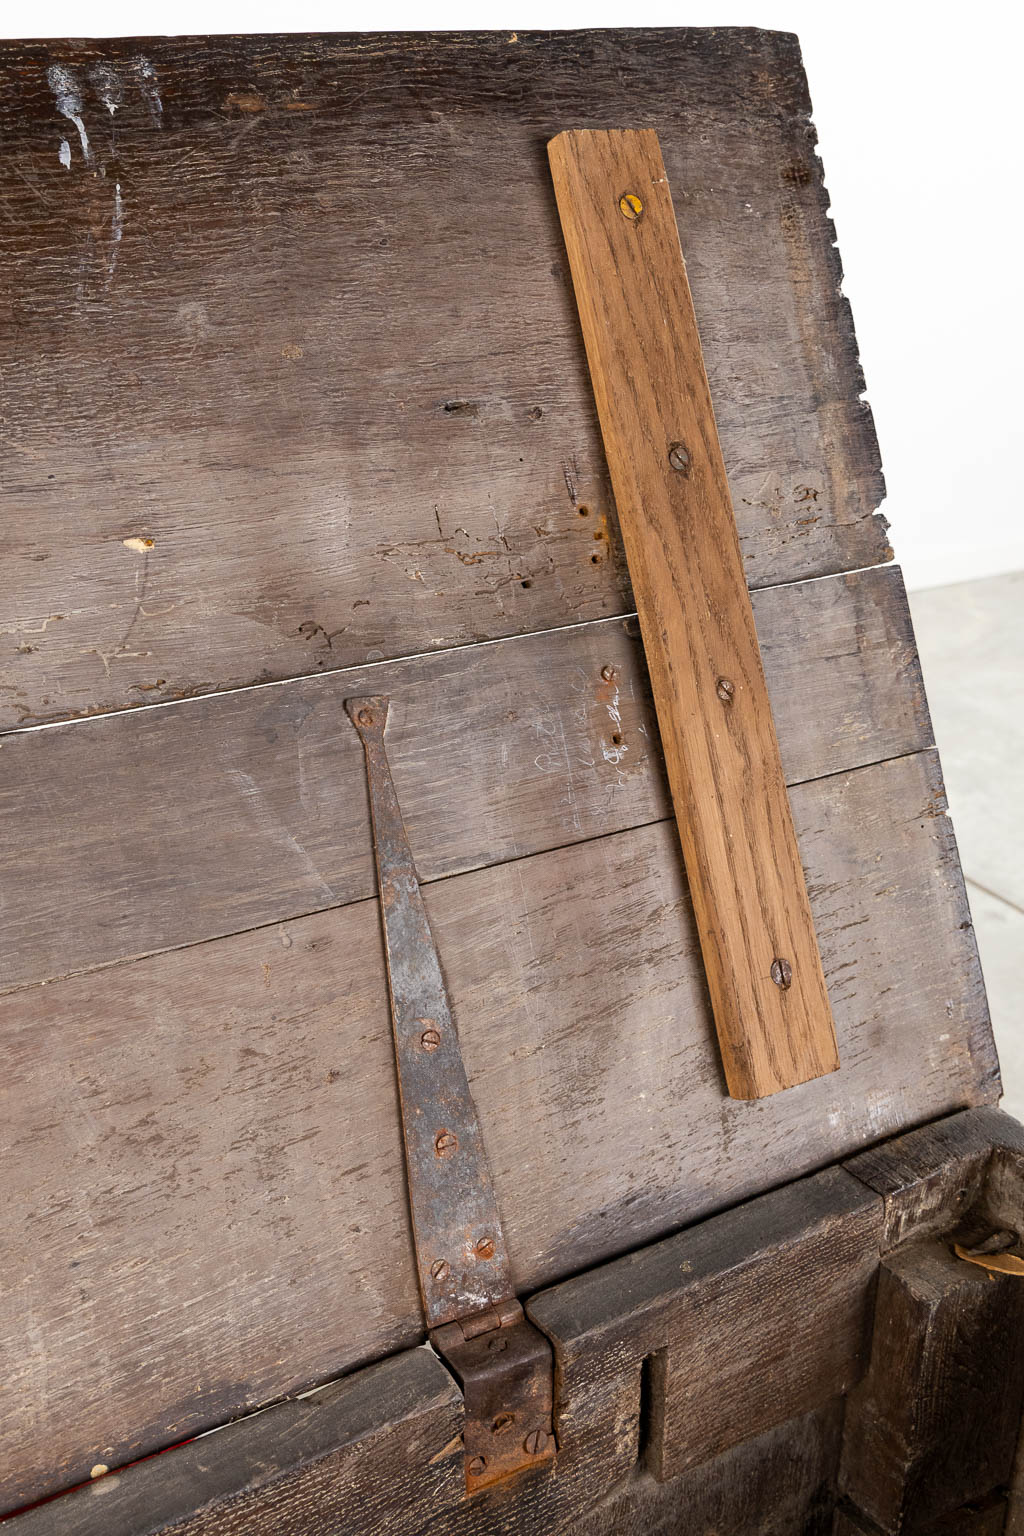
[548,127,839,1099]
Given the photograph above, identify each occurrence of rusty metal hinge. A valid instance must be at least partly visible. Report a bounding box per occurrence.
[346,696,556,1495]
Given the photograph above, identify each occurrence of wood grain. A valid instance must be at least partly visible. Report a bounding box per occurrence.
[0,29,887,731]
[1,749,995,1512]
[549,128,836,1097]
[840,1242,1024,1531]
[15,1107,1016,1534]
[0,565,928,995]
[577,1404,844,1536]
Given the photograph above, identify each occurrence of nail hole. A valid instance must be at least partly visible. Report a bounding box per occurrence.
[577,504,590,517]
[591,554,602,564]
[611,733,622,746]
[521,579,532,588]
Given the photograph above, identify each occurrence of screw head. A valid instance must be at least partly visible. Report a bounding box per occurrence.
[524,1429,550,1456]
[716,677,735,704]
[430,1258,450,1282]
[770,957,793,990]
[619,192,643,221]
[491,1413,514,1434]
[474,1236,496,1261]
[600,664,616,682]
[668,442,691,473]
[468,1456,488,1478]
[420,1026,442,1051]
[356,707,373,727]
[435,1129,458,1157]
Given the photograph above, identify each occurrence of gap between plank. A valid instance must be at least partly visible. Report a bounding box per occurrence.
[0,560,900,743]
[0,744,941,1002]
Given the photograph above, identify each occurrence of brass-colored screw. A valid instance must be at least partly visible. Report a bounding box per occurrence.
[420,1027,442,1051]
[668,442,691,473]
[475,1236,496,1261]
[716,678,735,704]
[601,665,616,682]
[435,1129,458,1157]
[619,192,643,221]
[430,1259,450,1282]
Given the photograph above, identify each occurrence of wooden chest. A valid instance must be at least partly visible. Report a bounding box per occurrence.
[1,27,1017,1534]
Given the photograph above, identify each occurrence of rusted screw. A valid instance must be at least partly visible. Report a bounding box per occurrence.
[491,1413,514,1434]
[716,677,735,704]
[668,442,691,473]
[356,707,374,727]
[619,192,643,221]
[771,957,793,990]
[435,1129,458,1157]
[600,664,616,682]
[430,1259,450,1282]
[474,1236,496,1261]
[524,1429,550,1456]
[468,1456,488,1478]
[420,1027,442,1051]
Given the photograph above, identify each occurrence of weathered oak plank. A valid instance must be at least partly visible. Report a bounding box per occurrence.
[550,126,836,1097]
[0,29,887,729]
[0,565,927,995]
[1,749,994,1511]
[6,1348,464,1536]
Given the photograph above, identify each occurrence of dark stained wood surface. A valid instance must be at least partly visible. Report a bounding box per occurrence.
[0,29,887,731]
[2,748,996,1512]
[840,1242,1024,1531]
[578,1404,844,1536]
[843,1106,1024,1250]
[550,126,836,1098]
[0,565,927,995]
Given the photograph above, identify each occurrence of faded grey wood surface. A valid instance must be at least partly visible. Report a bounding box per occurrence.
[21,1109,1021,1536]
[0,29,887,731]
[2,748,997,1511]
[0,566,927,994]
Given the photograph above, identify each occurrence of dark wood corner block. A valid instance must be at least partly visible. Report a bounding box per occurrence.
[839,1241,1024,1533]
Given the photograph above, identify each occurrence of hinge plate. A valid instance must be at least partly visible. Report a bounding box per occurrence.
[432,1301,556,1493]
[347,696,557,1495]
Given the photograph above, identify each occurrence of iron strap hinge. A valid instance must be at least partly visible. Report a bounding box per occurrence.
[346,696,556,1495]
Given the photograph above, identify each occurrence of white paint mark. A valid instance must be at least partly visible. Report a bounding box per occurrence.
[89,62,122,115]
[106,182,124,282]
[48,64,92,164]
[135,56,163,124]
[122,536,153,553]
[58,138,71,169]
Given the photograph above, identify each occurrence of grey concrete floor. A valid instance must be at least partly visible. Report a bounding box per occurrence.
[909,571,1024,1119]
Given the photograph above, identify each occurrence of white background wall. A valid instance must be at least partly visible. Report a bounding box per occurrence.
[6,1,1021,592]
